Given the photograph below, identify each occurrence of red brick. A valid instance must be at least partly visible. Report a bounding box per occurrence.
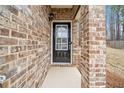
[0,28,9,36]
[10,46,26,53]
[7,6,18,16]
[0,37,18,45]
[0,46,8,55]
[0,54,17,65]
[11,31,26,38]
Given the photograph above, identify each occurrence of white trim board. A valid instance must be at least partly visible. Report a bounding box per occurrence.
[51,20,72,65]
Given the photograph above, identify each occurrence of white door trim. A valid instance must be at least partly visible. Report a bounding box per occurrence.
[51,20,72,65]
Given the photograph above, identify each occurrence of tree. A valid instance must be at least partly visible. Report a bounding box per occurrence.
[110,9,115,40]
[111,5,124,40]
[111,5,121,40]
[120,6,124,40]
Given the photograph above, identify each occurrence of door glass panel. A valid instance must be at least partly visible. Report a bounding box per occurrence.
[56,38,61,43]
[56,44,61,50]
[55,25,68,50]
[61,30,68,38]
[62,38,67,43]
[61,44,68,50]
[56,27,62,38]
[56,26,68,38]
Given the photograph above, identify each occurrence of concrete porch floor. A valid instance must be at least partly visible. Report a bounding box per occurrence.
[41,67,81,88]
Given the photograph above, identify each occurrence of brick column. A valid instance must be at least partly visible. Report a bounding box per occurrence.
[80,5,106,88]
[88,5,106,88]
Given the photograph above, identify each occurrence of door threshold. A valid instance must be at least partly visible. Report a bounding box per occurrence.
[51,62,72,66]
[52,62,71,64]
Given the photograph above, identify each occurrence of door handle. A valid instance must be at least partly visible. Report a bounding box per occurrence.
[69,42,72,45]
[68,42,72,50]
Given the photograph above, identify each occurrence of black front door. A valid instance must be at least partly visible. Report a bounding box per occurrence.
[53,22,71,63]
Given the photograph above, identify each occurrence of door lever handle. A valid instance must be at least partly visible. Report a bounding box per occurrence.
[69,42,72,45]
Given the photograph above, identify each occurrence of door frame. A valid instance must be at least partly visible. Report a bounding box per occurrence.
[51,20,72,65]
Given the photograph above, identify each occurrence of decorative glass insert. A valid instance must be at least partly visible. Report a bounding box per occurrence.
[62,38,67,43]
[55,25,68,50]
[56,44,61,49]
[56,38,61,43]
[61,44,68,49]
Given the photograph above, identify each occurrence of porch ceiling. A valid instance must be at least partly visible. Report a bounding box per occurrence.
[50,5,80,20]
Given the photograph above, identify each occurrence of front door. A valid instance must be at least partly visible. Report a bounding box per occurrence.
[53,22,71,63]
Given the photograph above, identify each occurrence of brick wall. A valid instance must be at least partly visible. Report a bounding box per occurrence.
[79,5,106,88]
[0,5,51,88]
[78,5,89,87]
[88,5,106,88]
[72,19,81,66]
